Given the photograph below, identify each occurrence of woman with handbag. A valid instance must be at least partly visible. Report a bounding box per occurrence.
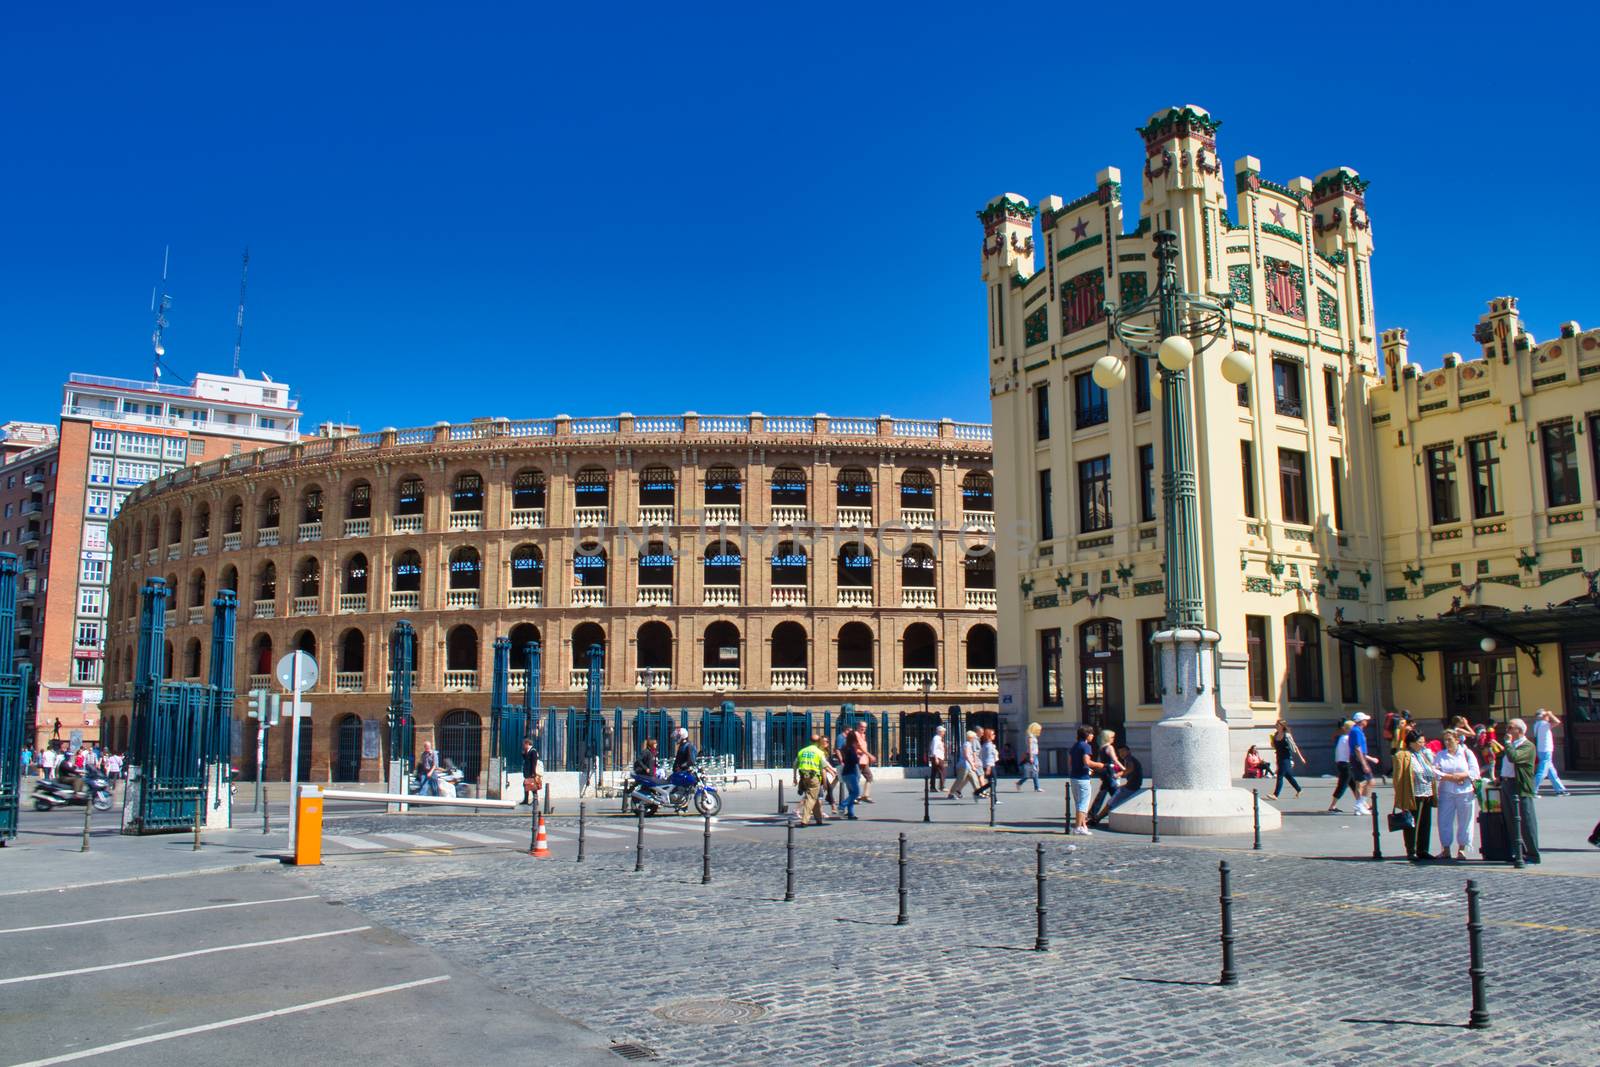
[1391,731,1438,862]
[1270,720,1304,799]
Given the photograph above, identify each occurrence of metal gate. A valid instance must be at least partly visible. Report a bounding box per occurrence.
[899,711,941,767]
[438,710,483,783]
[335,715,363,781]
[566,709,607,774]
[0,553,30,842]
[632,709,677,765]
[700,703,746,764]
[766,710,813,768]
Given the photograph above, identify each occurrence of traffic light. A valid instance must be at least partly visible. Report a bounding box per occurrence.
[246,689,282,726]
[266,694,282,726]
[246,689,267,720]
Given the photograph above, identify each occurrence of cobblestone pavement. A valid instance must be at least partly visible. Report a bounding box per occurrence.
[292,799,1600,1066]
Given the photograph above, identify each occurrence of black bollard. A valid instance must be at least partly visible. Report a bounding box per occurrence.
[80,794,92,853]
[1252,788,1261,851]
[1218,861,1238,986]
[701,814,712,885]
[529,796,539,852]
[1151,784,1160,843]
[1465,880,1490,1029]
[988,781,996,828]
[1507,786,1524,869]
[777,780,786,816]
[895,833,908,926]
[1034,842,1048,952]
[192,790,202,851]
[784,816,796,902]
[634,808,645,872]
[1370,791,1382,860]
[577,802,586,863]
[263,788,271,835]
[1063,779,1071,835]
[923,773,930,823]
[543,781,552,816]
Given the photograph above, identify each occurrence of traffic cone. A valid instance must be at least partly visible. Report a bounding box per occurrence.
[530,814,552,858]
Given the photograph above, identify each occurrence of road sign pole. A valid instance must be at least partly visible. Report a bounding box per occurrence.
[288,657,303,853]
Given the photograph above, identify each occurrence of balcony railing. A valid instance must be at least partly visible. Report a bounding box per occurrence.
[836,587,873,607]
[187,606,205,625]
[703,585,739,607]
[443,670,478,691]
[967,669,998,691]
[838,669,875,690]
[568,668,590,690]
[257,527,280,547]
[145,548,158,564]
[335,671,365,692]
[292,596,319,615]
[222,532,242,551]
[448,511,482,531]
[770,505,807,525]
[343,517,372,537]
[702,668,739,690]
[392,514,424,533]
[247,673,271,691]
[510,508,545,529]
[963,511,996,532]
[636,668,672,689]
[837,506,872,526]
[637,585,672,607]
[297,521,323,542]
[771,668,808,691]
[163,609,176,628]
[964,588,997,611]
[705,504,741,525]
[167,545,181,561]
[638,505,675,526]
[507,587,543,607]
[572,587,606,607]
[385,670,418,690]
[192,536,209,556]
[902,668,937,691]
[574,507,608,527]
[446,589,480,609]
[252,599,275,619]
[509,669,527,690]
[901,587,936,608]
[389,591,420,610]
[1075,404,1109,430]
[1274,394,1304,418]
[901,509,936,530]
[770,585,807,607]
[339,593,368,613]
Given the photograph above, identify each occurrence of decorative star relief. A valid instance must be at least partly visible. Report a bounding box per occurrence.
[1269,204,1286,225]
[1071,217,1089,240]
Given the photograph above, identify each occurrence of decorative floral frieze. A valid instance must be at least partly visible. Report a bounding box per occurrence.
[1024,305,1049,347]
[1228,264,1253,305]
[1318,290,1339,329]
[977,197,1036,230]
[1119,271,1148,305]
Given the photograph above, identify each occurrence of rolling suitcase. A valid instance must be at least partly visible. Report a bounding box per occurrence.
[1478,809,1510,862]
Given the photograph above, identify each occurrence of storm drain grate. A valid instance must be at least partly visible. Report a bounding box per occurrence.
[609,1042,657,1060]
[651,998,769,1025]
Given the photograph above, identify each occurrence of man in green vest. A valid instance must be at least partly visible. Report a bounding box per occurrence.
[793,734,835,827]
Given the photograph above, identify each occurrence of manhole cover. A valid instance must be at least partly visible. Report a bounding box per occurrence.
[651,998,768,1025]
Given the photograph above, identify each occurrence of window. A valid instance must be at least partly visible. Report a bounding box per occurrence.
[1134,357,1151,414]
[1330,458,1345,531]
[77,587,104,616]
[1038,469,1054,541]
[1040,629,1063,707]
[86,490,110,517]
[81,558,107,583]
[76,620,101,647]
[1323,367,1340,427]
[88,458,112,484]
[1241,441,1257,518]
[111,493,128,518]
[119,432,161,457]
[1074,372,1109,429]
[90,429,115,453]
[2,503,8,517]
[1272,359,1303,418]
[1467,435,1501,518]
[1138,444,1156,522]
[1283,613,1324,702]
[1444,649,1520,723]
[1540,420,1580,507]
[163,436,187,460]
[1278,448,1309,525]
[260,417,277,430]
[1077,456,1112,532]
[190,439,205,456]
[1034,385,1050,441]
[114,460,160,487]
[1245,615,1269,702]
[1339,639,1359,704]
[72,658,102,684]
[1140,617,1162,703]
[1237,380,1250,408]
[1425,444,1459,524]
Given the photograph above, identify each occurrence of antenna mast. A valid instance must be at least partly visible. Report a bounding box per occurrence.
[150,246,171,381]
[232,248,250,375]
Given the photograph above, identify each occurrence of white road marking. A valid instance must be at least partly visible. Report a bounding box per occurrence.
[0,926,372,986]
[322,835,388,851]
[437,831,514,845]
[574,827,627,839]
[8,975,451,1066]
[369,832,451,848]
[0,895,320,936]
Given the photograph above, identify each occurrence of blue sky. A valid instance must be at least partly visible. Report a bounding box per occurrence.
[1,2,1590,431]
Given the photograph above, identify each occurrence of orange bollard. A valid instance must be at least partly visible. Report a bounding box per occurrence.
[530,813,552,857]
[293,786,323,866]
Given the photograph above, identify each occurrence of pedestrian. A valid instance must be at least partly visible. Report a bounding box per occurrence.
[1270,720,1304,800]
[1392,730,1438,862]
[972,728,999,802]
[947,730,982,799]
[1106,745,1143,814]
[1497,718,1540,864]
[1068,726,1102,835]
[1327,720,1353,812]
[1432,727,1479,861]
[1347,712,1375,815]
[415,741,440,797]
[1243,745,1268,779]
[1588,817,1600,850]
[19,747,31,778]
[520,738,543,806]
[793,733,834,827]
[1530,709,1571,797]
[854,721,876,803]
[1015,722,1041,791]
[1086,729,1121,827]
[105,750,123,779]
[928,725,947,792]
[838,728,863,820]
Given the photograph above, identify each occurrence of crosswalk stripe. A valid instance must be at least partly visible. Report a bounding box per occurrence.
[323,835,386,851]
[437,831,515,845]
[370,833,451,849]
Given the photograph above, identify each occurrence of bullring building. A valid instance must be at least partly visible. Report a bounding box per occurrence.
[100,413,996,780]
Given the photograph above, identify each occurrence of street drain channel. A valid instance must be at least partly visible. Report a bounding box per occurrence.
[609,1042,657,1060]
[651,998,769,1025]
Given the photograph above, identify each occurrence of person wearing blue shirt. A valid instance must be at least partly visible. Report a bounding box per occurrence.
[1347,711,1374,815]
[1068,726,1103,835]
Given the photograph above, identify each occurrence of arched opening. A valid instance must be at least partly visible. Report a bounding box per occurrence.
[146,518,160,554]
[636,540,673,593]
[574,542,607,592]
[219,565,239,597]
[256,561,277,602]
[251,633,273,675]
[703,620,740,670]
[258,491,281,532]
[437,709,484,785]
[964,548,996,591]
[902,622,938,672]
[900,468,935,516]
[966,624,997,687]
[334,713,363,782]
[509,545,543,592]
[301,486,324,525]
[703,540,741,594]
[508,623,542,681]
[445,625,478,671]
[296,557,321,598]
[1079,619,1125,734]
[636,621,673,687]
[183,637,202,679]
[837,542,873,589]
[837,467,872,514]
[705,465,742,512]
[188,568,207,608]
[575,467,610,519]
[571,622,606,684]
[293,630,318,660]
[638,465,675,516]
[451,472,483,514]
[167,510,183,547]
[512,469,546,512]
[448,546,481,589]
[962,471,994,515]
[1284,613,1324,703]
[165,572,179,602]
[346,480,372,520]
[771,540,807,592]
[836,622,874,685]
[224,496,243,535]
[771,621,807,672]
[395,475,426,517]
[342,553,368,594]
[193,502,211,540]
[339,628,365,673]
[900,544,936,588]
[391,549,423,592]
[770,466,807,515]
[130,524,142,555]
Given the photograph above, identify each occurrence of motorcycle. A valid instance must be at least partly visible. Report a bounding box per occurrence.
[33,773,113,812]
[623,764,722,817]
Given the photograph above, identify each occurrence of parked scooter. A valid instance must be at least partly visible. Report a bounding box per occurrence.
[33,772,113,812]
[622,764,722,817]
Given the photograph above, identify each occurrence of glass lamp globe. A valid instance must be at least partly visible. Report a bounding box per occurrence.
[1479,636,1498,653]
[1364,645,1381,661]
[1157,335,1194,371]
[1091,355,1127,390]
[1220,349,1253,384]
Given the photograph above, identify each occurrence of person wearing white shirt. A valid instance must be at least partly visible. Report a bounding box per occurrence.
[1432,729,1480,860]
[1327,720,1353,813]
[1530,708,1571,797]
[927,726,947,793]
